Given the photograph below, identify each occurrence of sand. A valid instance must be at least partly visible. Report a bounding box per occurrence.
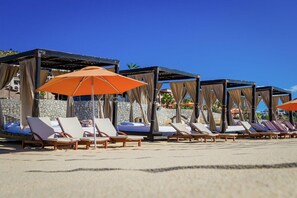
[0,138,297,198]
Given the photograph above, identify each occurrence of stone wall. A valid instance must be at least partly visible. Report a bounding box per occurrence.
[0,99,195,125]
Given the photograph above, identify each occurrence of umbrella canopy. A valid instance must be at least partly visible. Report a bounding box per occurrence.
[37,66,146,96]
[37,66,147,149]
[276,99,297,111]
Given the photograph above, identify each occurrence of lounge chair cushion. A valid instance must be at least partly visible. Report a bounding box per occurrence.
[250,123,269,132]
[239,121,257,133]
[27,117,57,140]
[94,118,118,137]
[80,137,109,142]
[190,123,212,135]
[58,117,88,138]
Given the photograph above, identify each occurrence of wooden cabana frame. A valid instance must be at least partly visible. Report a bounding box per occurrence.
[200,79,256,133]
[0,49,120,126]
[256,86,293,123]
[120,66,200,140]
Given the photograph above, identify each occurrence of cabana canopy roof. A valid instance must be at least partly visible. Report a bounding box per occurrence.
[256,86,291,96]
[0,49,119,70]
[120,66,199,81]
[201,79,255,88]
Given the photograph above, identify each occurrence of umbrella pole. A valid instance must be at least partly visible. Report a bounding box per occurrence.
[92,77,97,149]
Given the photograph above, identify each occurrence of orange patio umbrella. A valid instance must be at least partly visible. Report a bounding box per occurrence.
[276,99,297,111]
[37,66,147,148]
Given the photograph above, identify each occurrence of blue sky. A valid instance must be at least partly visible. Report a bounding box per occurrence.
[1,0,297,103]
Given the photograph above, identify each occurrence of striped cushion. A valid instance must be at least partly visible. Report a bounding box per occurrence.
[250,123,268,132]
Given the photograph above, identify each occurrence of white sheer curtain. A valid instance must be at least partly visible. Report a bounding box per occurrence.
[20,58,36,127]
[97,95,104,118]
[228,89,244,121]
[126,90,135,122]
[272,96,279,120]
[184,80,198,123]
[170,82,187,123]
[128,75,149,124]
[211,84,226,128]
[66,96,75,117]
[201,85,217,131]
[104,95,113,121]
[242,88,253,122]
[0,64,19,128]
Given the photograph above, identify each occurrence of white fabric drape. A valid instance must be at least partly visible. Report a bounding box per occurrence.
[228,89,244,121]
[272,96,279,120]
[104,95,113,121]
[184,80,198,123]
[228,95,236,125]
[201,85,217,131]
[20,58,36,127]
[142,73,154,122]
[66,96,75,117]
[280,96,289,104]
[97,95,104,118]
[126,90,135,122]
[128,75,148,124]
[242,88,253,122]
[151,82,163,131]
[211,84,226,128]
[198,91,207,124]
[170,82,187,123]
[0,64,19,128]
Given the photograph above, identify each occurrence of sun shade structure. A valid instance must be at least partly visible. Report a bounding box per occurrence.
[120,66,200,140]
[256,86,293,123]
[37,66,147,148]
[200,79,256,133]
[0,49,120,127]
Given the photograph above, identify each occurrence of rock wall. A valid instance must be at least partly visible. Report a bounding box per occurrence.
[0,99,195,125]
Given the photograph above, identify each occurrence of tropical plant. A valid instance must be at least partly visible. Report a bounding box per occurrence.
[161,93,175,108]
[127,63,140,69]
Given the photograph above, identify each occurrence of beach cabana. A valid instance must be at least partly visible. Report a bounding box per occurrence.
[256,86,293,123]
[0,49,119,129]
[200,79,256,133]
[120,66,200,140]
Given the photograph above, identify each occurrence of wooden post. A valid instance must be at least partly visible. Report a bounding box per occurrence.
[221,81,227,133]
[269,87,273,121]
[289,93,293,124]
[149,67,159,141]
[112,63,119,127]
[194,77,200,122]
[251,84,256,123]
[32,50,41,117]
[226,91,230,125]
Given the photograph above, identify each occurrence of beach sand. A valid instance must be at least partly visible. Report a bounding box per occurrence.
[0,138,296,198]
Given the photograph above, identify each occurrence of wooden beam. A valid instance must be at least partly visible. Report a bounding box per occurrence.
[269,87,273,121]
[112,64,119,127]
[251,84,256,123]
[149,67,159,141]
[221,82,227,133]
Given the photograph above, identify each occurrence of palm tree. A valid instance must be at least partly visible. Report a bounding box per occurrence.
[127,63,140,69]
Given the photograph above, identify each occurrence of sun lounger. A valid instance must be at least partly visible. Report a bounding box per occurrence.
[58,117,109,149]
[23,117,78,150]
[271,120,296,138]
[94,118,142,147]
[239,121,279,139]
[262,120,292,138]
[169,123,217,142]
[190,123,237,141]
[283,120,297,132]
